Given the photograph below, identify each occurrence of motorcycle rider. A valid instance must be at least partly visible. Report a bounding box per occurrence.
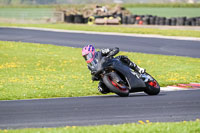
[82,45,145,94]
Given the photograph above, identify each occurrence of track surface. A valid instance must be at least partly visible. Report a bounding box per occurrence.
[0,27,200,58]
[0,28,200,129]
[0,90,200,129]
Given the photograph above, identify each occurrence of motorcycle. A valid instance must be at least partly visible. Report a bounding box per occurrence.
[91,52,160,97]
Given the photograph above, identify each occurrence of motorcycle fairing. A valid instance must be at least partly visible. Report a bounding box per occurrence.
[108,58,146,90]
[89,53,146,91]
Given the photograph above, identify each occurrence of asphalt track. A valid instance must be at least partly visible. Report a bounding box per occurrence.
[0,27,200,129]
[0,27,200,58]
[0,90,200,129]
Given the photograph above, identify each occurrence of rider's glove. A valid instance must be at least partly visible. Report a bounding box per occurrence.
[91,71,96,75]
[92,75,99,81]
[138,66,145,74]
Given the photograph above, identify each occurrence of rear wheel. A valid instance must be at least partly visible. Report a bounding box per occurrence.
[103,73,129,97]
[144,74,160,95]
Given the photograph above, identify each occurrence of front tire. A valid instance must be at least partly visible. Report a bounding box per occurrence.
[102,73,129,97]
[144,74,160,95]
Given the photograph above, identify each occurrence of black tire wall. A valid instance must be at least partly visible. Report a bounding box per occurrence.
[64,13,200,26]
[74,15,84,23]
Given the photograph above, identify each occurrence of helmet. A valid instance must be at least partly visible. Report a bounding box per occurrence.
[82,45,96,63]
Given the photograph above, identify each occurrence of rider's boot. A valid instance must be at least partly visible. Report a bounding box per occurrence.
[117,56,145,74]
[130,63,150,82]
[98,82,110,94]
[129,62,145,74]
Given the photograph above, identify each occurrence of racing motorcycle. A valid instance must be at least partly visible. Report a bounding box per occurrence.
[91,52,160,97]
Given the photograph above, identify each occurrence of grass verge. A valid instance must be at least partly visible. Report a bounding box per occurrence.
[123,3,200,8]
[0,8,54,19]
[1,120,200,133]
[0,41,200,100]
[0,3,200,8]
[1,23,200,38]
[128,7,200,18]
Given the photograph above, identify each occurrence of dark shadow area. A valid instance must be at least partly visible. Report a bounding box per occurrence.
[90,92,166,99]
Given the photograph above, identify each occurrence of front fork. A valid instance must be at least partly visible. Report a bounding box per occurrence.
[130,70,154,83]
[140,73,154,82]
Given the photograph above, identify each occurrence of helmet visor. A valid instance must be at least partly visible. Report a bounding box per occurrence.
[83,53,94,63]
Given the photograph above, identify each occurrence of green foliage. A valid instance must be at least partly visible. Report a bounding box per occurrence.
[0,41,200,100]
[1,120,200,133]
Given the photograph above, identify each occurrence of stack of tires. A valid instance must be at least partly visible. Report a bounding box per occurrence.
[65,15,74,23]
[64,13,200,26]
[65,15,85,24]
[121,15,200,26]
[185,17,200,26]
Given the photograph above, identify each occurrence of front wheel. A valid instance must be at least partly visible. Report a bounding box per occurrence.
[102,73,129,97]
[144,73,160,95]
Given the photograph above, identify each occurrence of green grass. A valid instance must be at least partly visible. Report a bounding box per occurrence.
[0,4,200,19]
[0,41,200,100]
[1,23,200,38]
[0,8,54,19]
[0,3,200,8]
[1,120,200,133]
[128,7,200,18]
[123,3,200,8]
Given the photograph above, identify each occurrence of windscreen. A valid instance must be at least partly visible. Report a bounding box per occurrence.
[87,53,98,70]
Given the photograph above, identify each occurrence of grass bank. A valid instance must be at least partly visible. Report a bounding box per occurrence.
[128,7,200,18]
[0,3,200,8]
[1,120,200,133]
[0,8,54,19]
[0,41,200,100]
[123,3,200,8]
[1,23,200,38]
[0,7,199,19]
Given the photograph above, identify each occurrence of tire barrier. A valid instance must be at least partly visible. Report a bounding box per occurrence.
[88,16,95,25]
[65,15,74,23]
[122,16,128,24]
[123,15,200,26]
[95,17,121,25]
[74,15,84,23]
[65,14,200,26]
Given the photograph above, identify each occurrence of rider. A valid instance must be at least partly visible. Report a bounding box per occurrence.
[82,45,145,94]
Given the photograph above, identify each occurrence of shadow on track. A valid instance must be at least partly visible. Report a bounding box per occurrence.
[91,92,166,99]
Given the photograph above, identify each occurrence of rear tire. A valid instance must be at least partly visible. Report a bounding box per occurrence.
[144,74,160,95]
[103,74,129,97]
